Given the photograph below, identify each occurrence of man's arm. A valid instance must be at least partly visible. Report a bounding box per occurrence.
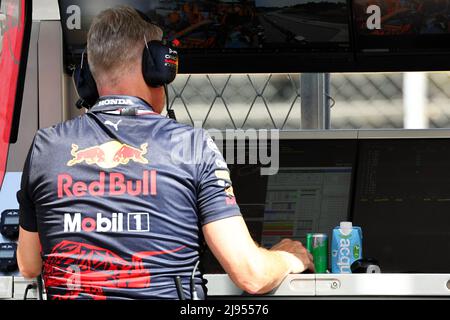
[17,227,42,279]
[197,132,313,294]
[203,216,314,295]
[16,136,42,279]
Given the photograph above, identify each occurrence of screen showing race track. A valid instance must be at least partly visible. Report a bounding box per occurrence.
[152,0,350,49]
[59,0,351,55]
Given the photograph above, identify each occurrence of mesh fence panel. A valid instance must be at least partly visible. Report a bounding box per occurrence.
[169,74,302,130]
[167,73,450,130]
[330,73,404,129]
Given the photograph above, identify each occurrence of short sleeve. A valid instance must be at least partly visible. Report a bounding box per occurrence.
[197,131,242,226]
[17,137,38,232]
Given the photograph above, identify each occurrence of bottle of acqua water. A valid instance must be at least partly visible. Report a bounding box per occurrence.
[331,222,363,274]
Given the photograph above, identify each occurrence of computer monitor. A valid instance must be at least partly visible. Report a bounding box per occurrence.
[353,138,450,273]
[157,0,351,50]
[353,0,450,51]
[58,0,353,73]
[202,137,357,273]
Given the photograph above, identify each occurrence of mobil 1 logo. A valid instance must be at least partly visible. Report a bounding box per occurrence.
[64,212,150,233]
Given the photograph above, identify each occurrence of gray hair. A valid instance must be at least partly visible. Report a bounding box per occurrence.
[87,5,163,84]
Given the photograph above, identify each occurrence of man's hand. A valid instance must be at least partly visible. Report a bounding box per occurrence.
[270,239,315,274]
[204,217,317,294]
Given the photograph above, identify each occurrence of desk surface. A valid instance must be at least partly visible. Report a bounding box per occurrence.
[1,274,450,300]
[204,274,450,297]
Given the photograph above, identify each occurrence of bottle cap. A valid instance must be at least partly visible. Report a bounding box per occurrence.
[340,221,353,229]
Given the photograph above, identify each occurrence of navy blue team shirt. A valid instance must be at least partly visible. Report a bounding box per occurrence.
[17,96,242,300]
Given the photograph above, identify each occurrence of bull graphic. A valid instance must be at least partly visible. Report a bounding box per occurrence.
[66,142,149,168]
[113,143,148,165]
[43,240,186,300]
[67,144,106,167]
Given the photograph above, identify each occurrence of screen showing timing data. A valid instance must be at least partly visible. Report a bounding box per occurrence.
[260,167,352,248]
[353,139,450,273]
[202,139,357,273]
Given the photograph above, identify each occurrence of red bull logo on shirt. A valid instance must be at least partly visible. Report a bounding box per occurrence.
[67,141,148,169]
[57,171,157,198]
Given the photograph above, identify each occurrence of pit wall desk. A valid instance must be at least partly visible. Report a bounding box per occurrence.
[205,274,450,298]
[1,274,450,300]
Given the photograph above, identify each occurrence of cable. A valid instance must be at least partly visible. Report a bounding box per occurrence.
[23,275,44,300]
[175,276,186,300]
[191,260,200,281]
[165,84,177,120]
[190,260,201,300]
[23,283,37,301]
[37,275,44,300]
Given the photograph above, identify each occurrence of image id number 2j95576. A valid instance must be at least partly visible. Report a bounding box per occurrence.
[224,304,269,317]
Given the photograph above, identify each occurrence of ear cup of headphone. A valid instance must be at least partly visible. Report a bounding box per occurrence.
[73,57,99,109]
[142,40,178,88]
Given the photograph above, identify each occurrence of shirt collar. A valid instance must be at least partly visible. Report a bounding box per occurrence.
[90,95,155,113]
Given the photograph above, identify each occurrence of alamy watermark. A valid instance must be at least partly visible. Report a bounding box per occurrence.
[170,121,280,176]
[366,5,382,30]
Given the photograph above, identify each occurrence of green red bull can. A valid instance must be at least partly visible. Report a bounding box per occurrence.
[306,233,328,274]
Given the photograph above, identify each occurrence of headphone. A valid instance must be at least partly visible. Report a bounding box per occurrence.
[73,9,179,114]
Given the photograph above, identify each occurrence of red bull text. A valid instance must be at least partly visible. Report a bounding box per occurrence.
[57,171,157,198]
